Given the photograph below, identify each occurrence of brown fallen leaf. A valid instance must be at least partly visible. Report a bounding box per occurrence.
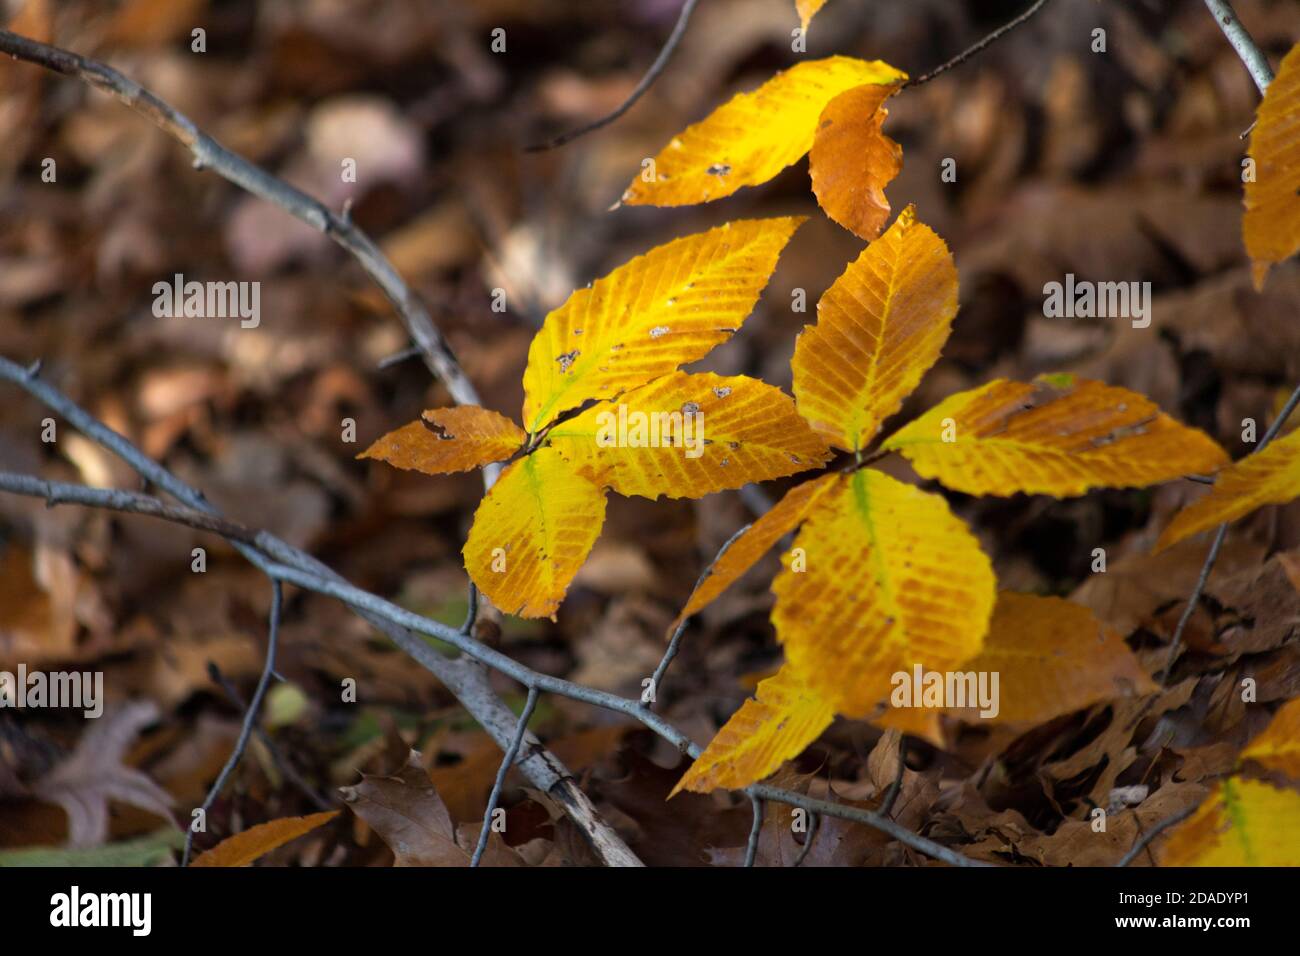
[340,751,469,866]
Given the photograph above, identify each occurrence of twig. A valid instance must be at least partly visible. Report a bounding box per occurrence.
[183,579,284,867]
[1117,804,1198,867]
[526,0,703,151]
[472,687,540,867]
[643,524,749,710]
[1161,383,1300,685]
[906,0,1051,87]
[461,580,480,635]
[206,662,332,812]
[744,795,764,867]
[0,30,475,407]
[0,356,641,867]
[1203,0,1274,95]
[0,472,261,543]
[376,345,423,370]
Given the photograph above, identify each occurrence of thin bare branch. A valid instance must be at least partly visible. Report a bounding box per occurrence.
[183,579,284,867]
[1162,382,1300,686]
[0,29,476,409]
[744,796,764,867]
[643,523,749,710]
[906,0,1051,88]
[1203,0,1274,95]
[1117,804,1198,867]
[472,687,540,867]
[526,0,703,151]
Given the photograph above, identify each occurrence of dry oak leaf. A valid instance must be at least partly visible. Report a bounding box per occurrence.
[950,592,1158,725]
[521,216,805,432]
[792,205,957,450]
[1244,42,1300,289]
[1239,697,1300,779]
[548,371,830,500]
[1161,777,1300,866]
[883,375,1229,497]
[340,752,470,866]
[1157,426,1300,552]
[796,0,828,32]
[464,447,608,620]
[672,663,835,795]
[31,701,175,848]
[190,811,339,867]
[620,57,907,208]
[809,81,904,240]
[773,467,996,718]
[358,406,525,475]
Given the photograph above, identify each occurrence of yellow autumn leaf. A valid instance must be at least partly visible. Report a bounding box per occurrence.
[882,376,1230,497]
[1240,697,1300,778]
[669,472,842,631]
[1161,777,1300,866]
[773,468,997,717]
[620,57,907,208]
[358,406,525,475]
[796,0,828,31]
[190,811,339,867]
[952,592,1157,725]
[1244,42,1300,289]
[463,447,607,619]
[672,663,835,795]
[808,82,903,239]
[520,217,804,432]
[1157,426,1300,552]
[547,372,830,500]
[792,206,957,450]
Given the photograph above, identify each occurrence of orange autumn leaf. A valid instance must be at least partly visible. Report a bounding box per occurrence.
[620,57,906,208]
[1157,427,1300,552]
[190,811,339,867]
[463,447,607,619]
[792,206,957,450]
[358,406,524,475]
[520,217,804,432]
[809,81,904,239]
[883,376,1229,497]
[548,372,830,500]
[1244,42,1300,288]
[672,664,835,795]
[773,468,996,718]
